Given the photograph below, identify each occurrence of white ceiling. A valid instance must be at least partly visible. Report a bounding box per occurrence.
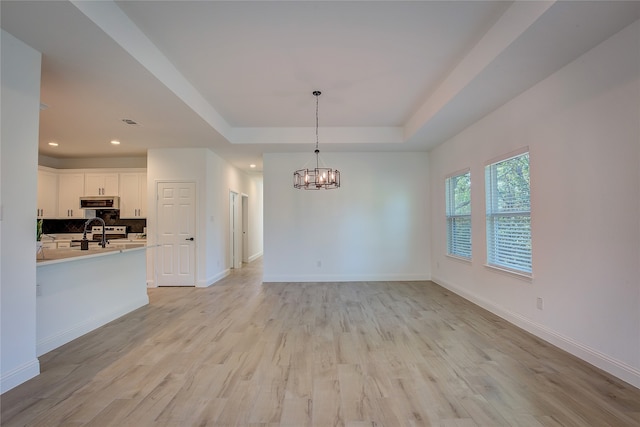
[2,1,639,173]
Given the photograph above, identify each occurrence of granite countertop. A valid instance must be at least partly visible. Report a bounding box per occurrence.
[37,243,149,265]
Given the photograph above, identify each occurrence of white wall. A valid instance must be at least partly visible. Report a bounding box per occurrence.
[0,30,42,393]
[263,152,430,282]
[429,20,640,388]
[147,148,263,287]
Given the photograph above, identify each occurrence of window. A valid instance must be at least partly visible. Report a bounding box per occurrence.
[445,170,471,259]
[485,149,531,274]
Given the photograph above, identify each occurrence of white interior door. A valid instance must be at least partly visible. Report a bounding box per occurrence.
[229,191,242,269]
[242,194,249,263]
[157,182,196,286]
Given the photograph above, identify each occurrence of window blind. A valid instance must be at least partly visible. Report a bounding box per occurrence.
[446,171,471,259]
[485,152,531,274]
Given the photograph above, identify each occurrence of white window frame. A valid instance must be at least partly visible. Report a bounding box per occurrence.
[445,169,472,260]
[485,148,532,277]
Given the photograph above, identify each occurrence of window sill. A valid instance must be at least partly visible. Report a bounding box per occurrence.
[446,254,472,264]
[484,264,533,282]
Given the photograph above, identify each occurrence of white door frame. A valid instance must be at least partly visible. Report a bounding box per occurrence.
[242,194,249,263]
[229,190,245,269]
[155,180,197,286]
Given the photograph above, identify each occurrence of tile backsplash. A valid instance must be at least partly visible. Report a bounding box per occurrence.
[42,210,146,234]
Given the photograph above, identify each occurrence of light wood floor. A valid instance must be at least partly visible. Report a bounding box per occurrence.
[2,259,639,426]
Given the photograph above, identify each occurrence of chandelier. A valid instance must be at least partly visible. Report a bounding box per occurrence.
[293,91,340,190]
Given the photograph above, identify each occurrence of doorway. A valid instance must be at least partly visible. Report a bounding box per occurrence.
[156,181,196,286]
[229,191,247,269]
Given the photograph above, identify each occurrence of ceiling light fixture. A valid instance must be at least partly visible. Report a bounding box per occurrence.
[48,142,58,147]
[110,140,121,145]
[250,164,256,169]
[293,91,340,190]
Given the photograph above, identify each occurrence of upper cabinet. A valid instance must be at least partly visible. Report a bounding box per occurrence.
[38,168,146,219]
[119,172,147,218]
[85,173,119,196]
[57,173,85,218]
[37,168,58,219]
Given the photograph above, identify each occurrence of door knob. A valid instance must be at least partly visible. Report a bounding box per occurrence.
[185,237,194,241]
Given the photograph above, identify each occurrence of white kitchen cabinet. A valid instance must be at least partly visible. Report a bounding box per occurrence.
[37,168,58,218]
[85,173,119,196]
[57,173,85,218]
[119,172,147,218]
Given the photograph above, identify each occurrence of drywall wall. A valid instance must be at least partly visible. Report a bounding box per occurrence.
[0,30,42,393]
[429,20,640,387]
[263,151,430,282]
[147,148,263,287]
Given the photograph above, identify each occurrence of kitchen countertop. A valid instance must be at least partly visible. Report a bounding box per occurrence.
[37,244,152,265]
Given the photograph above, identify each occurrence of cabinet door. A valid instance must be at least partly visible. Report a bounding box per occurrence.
[119,173,146,218]
[85,173,119,196]
[58,173,85,218]
[103,174,119,196]
[138,174,147,218]
[37,169,58,218]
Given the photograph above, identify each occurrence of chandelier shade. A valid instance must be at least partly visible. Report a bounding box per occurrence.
[293,91,340,190]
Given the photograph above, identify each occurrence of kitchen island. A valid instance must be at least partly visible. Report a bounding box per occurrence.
[36,245,151,356]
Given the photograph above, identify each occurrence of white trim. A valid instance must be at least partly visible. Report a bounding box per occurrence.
[36,296,148,356]
[197,269,231,287]
[444,167,471,180]
[484,263,533,282]
[154,180,198,287]
[0,359,40,394]
[446,254,473,264]
[431,275,640,389]
[484,146,529,167]
[248,252,263,263]
[263,274,429,283]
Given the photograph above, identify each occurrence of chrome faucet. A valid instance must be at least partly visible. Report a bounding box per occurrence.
[81,217,107,249]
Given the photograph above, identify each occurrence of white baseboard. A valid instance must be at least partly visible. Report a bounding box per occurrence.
[0,358,40,394]
[431,275,640,390]
[262,273,429,283]
[36,296,149,357]
[248,252,263,263]
[198,269,231,287]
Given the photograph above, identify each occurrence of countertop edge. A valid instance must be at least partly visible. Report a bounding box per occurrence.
[37,245,159,267]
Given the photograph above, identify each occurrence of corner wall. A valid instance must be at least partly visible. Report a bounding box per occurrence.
[0,30,42,393]
[429,20,640,387]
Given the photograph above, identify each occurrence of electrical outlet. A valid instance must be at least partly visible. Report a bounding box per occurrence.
[536,297,543,310]
[36,284,42,297]
[317,260,322,268]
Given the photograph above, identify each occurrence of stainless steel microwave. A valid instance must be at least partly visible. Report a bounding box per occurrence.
[79,196,120,209]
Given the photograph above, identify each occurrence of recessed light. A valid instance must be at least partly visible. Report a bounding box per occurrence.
[48,142,58,147]
[110,140,121,145]
[250,164,256,168]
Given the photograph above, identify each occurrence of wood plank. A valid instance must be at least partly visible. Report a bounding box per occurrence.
[2,258,640,426]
